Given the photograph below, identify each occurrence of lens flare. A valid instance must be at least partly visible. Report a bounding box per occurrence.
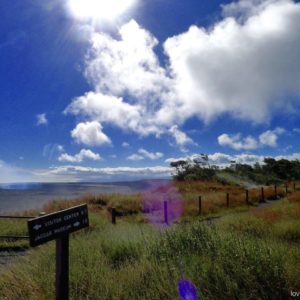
[178,279,198,300]
[142,181,182,229]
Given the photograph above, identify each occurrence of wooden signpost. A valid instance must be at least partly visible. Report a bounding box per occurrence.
[27,204,89,300]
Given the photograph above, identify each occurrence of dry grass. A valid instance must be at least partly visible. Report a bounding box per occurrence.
[251,207,283,224]
[1,205,300,299]
[287,191,300,203]
[3,181,296,226]
[1,181,300,299]
[250,200,300,224]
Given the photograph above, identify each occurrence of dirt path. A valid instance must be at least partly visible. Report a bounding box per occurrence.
[0,249,28,272]
[201,197,283,225]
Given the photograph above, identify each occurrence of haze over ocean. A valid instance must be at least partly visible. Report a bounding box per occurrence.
[0,182,148,213]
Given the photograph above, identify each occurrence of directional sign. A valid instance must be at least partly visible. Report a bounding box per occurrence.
[27,204,89,247]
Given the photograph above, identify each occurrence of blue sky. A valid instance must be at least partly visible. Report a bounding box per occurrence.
[1,0,300,183]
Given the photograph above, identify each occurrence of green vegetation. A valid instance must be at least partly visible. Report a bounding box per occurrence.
[170,156,300,184]
[0,219,29,250]
[170,154,216,181]
[0,200,300,299]
[0,182,300,299]
[225,158,300,185]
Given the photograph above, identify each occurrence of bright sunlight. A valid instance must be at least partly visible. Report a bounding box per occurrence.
[68,0,136,21]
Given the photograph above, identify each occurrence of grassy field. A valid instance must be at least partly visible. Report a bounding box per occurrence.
[0,181,299,299]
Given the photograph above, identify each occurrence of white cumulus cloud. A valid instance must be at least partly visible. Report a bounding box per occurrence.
[127,153,144,161]
[138,149,164,160]
[164,0,300,123]
[71,121,111,146]
[259,127,285,147]
[65,0,300,148]
[127,148,164,161]
[218,127,286,150]
[58,149,101,163]
[44,165,171,181]
[218,133,258,150]
[84,20,171,101]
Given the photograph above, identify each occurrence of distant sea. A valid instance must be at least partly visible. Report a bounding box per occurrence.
[0,181,168,213]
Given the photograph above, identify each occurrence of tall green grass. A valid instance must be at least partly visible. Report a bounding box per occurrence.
[0,183,299,299]
[1,202,299,299]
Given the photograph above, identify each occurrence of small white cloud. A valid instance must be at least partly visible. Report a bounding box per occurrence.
[127,148,164,161]
[36,113,48,126]
[71,121,111,146]
[122,142,130,148]
[57,145,64,152]
[169,125,194,148]
[218,133,258,150]
[293,128,300,134]
[58,149,101,163]
[259,127,285,147]
[138,148,164,160]
[127,154,144,161]
[259,131,277,147]
[273,127,285,135]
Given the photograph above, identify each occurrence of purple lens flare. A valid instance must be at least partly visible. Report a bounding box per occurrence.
[142,181,183,228]
[178,279,198,300]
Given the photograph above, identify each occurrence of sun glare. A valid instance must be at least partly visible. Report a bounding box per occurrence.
[68,0,136,21]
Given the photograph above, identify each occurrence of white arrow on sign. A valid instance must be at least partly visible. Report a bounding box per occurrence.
[73,221,80,227]
[33,224,42,231]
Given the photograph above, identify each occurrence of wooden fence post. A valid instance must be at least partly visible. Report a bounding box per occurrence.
[245,190,249,205]
[112,207,116,225]
[226,193,229,208]
[164,201,168,225]
[274,185,277,199]
[261,187,265,203]
[285,183,288,194]
[198,196,202,215]
[293,183,296,191]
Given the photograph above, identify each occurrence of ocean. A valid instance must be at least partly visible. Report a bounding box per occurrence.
[0,181,154,214]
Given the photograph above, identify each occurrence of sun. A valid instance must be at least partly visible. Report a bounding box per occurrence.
[68,0,136,22]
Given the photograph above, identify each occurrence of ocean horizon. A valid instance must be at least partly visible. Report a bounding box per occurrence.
[0,180,170,213]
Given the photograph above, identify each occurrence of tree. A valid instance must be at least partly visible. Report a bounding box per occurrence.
[170,154,215,181]
[170,160,188,181]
